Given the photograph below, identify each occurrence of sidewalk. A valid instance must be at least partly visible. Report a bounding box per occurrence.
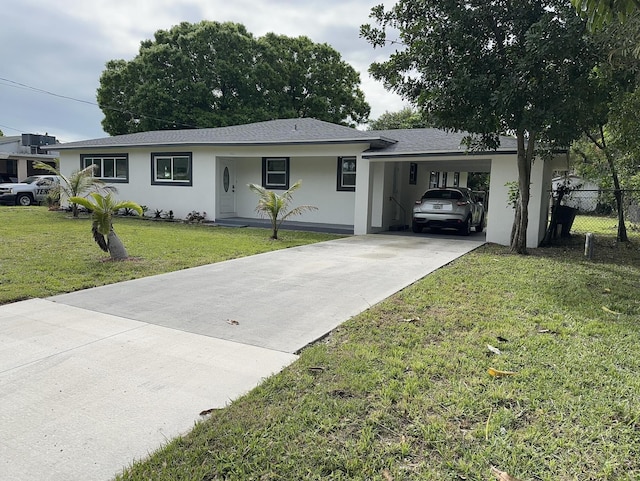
[0,233,484,480]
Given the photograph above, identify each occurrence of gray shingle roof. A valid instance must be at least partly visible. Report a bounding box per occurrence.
[42,118,518,156]
[365,128,518,156]
[45,118,396,150]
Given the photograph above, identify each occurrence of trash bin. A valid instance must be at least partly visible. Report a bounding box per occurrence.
[554,205,578,237]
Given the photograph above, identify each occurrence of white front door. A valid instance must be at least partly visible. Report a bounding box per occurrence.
[219,159,236,216]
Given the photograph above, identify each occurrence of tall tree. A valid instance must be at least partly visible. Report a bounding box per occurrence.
[361,0,597,253]
[572,0,640,30]
[97,21,369,135]
[368,107,429,130]
[568,14,640,242]
[256,34,370,126]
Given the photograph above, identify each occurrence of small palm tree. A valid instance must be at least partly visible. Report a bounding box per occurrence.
[69,193,142,260]
[34,160,116,217]
[248,180,317,239]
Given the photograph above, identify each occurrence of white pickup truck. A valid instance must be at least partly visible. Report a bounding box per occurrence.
[0,175,61,206]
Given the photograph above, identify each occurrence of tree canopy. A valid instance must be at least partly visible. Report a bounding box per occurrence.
[97,21,370,135]
[367,107,429,130]
[572,0,640,30]
[361,0,597,253]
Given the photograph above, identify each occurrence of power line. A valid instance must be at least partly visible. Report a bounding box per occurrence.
[0,123,28,135]
[0,76,200,131]
[0,77,97,107]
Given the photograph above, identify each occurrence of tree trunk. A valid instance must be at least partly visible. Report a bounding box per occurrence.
[107,228,129,260]
[72,203,79,218]
[510,130,534,254]
[585,127,628,243]
[603,150,628,242]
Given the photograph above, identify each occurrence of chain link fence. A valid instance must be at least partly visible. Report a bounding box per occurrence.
[548,189,640,240]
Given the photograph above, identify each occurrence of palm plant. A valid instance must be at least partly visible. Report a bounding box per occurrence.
[34,160,116,217]
[248,180,317,239]
[69,192,142,260]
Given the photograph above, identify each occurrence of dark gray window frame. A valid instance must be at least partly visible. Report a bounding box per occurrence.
[262,157,290,190]
[151,152,193,186]
[80,153,129,183]
[409,162,418,185]
[337,156,356,192]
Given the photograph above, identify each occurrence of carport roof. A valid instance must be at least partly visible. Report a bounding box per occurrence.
[364,128,518,157]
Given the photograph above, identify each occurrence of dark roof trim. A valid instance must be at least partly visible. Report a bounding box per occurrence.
[363,149,518,159]
[46,138,393,151]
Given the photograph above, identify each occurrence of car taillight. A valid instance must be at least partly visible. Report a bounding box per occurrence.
[415,200,422,205]
[456,201,468,206]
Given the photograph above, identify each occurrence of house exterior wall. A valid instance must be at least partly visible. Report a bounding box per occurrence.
[486,154,566,248]
[57,136,561,249]
[58,143,365,225]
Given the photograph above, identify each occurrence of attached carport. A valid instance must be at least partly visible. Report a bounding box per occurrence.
[354,130,569,248]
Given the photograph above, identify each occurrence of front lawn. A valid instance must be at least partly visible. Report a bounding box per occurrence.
[114,236,640,480]
[3,208,639,480]
[0,207,340,305]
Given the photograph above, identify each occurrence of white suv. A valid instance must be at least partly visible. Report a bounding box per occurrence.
[412,187,485,235]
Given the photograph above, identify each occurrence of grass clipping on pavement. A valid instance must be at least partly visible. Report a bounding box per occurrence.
[116,238,640,481]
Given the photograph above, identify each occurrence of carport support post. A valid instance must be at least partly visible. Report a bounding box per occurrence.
[354,156,373,235]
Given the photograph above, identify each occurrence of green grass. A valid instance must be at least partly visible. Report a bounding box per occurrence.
[3,208,640,480]
[114,235,640,481]
[0,207,340,304]
[573,214,640,238]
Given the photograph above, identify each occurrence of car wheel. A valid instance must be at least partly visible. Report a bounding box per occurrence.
[16,194,33,206]
[412,222,423,234]
[459,216,471,236]
[475,215,485,233]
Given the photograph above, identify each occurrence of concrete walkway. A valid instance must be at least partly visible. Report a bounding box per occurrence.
[0,233,484,481]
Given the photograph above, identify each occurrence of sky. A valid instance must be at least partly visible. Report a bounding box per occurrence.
[1,0,406,143]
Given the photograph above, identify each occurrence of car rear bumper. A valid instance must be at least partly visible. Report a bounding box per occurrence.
[412,213,466,229]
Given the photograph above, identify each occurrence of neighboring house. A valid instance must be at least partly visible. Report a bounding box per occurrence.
[551,174,599,213]
[43,118,567,248]
[0,134,59,181]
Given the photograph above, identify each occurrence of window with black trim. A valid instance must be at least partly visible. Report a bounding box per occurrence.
[409,162,418,185]
[81,154,129,182]
[151,152,192,186]
[453,172,460,187]
[262,157,289,189]
[441,172,448,187]
[337,156,356,192]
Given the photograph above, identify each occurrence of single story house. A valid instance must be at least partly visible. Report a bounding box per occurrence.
[43,118,567,248]
[0,134,59,180]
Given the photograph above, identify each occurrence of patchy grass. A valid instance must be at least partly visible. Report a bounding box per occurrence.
[0,207,341,304]
[573,214,640,238]
[114,235,640,480]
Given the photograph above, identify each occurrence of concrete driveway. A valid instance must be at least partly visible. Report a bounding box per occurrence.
[0,233,484,481]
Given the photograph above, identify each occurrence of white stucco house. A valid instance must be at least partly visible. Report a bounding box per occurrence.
[43,118,567,248]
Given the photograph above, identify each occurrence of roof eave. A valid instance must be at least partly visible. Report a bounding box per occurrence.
[363,149,519,159]
[43,138,392,151]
